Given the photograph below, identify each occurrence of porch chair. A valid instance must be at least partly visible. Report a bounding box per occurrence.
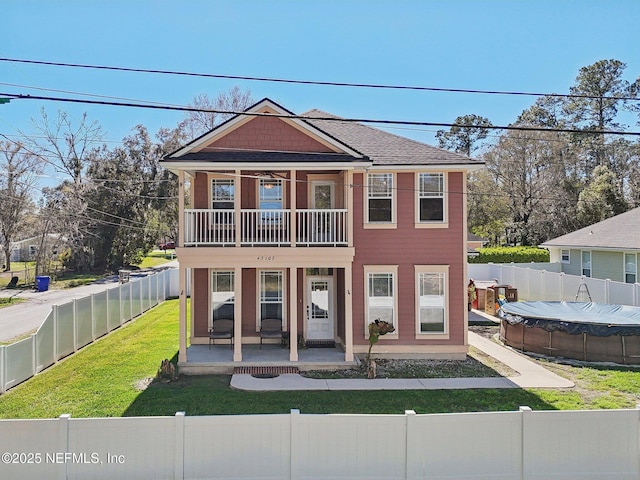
[209,319,234,349]
[259,318,283,348]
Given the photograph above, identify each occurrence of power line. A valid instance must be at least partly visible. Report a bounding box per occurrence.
[3,92,640,137]
[1,57,639,102]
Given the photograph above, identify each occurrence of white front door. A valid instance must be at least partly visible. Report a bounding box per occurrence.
[306,277,334,340]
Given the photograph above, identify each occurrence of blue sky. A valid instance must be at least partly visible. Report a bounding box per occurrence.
[2,0,639,163]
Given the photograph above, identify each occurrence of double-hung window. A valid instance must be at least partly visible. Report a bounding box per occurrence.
[259,178,284,224]
[561,249,570,264]
[211,179,235,209]
[581,251,591,277]
[365,266,398,335]
[416,267,448,335]
[417,173,445,223]
[259,270,284,326]
[367,173,394,224]
[211,271,234,323]
[625,254,637,284]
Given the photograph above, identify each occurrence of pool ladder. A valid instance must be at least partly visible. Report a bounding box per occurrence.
[575,282,592,302]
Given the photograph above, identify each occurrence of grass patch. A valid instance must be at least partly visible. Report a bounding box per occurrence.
[52,273,102,289]
[0,297,26,309]
[2,301,640,418]
[136,250,176,269]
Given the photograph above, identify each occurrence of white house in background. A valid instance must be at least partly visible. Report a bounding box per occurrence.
[2,234,64,264]
[540,207,640,284]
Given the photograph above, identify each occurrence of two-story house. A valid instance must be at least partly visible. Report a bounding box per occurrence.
[160,98,483,372]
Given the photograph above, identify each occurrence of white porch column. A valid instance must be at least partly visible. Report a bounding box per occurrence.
[346,170,354,247]
[344,264,354,361]
[235,169,242,247]
[233,266,242,361]
[290,169,297,247]
[178,265,187,362]
[178,171,185,247]
[289,267,299,361]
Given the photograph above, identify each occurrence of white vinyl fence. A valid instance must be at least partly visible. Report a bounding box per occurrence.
[0,269,178,394]
[469,262,640,306]
[0,407,638,479]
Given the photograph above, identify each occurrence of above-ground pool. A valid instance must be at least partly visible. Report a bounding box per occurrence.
[499,301,640,364]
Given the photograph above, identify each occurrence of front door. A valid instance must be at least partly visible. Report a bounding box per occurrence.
[306,277,334,340]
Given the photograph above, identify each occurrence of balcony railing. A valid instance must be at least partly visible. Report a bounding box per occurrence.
[184,209,348,246]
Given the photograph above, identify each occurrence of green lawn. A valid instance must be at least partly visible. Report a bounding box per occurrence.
[136,250,176,269]
[2,299,640,418]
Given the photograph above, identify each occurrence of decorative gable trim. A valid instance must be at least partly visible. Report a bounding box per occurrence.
[169,98,364,158]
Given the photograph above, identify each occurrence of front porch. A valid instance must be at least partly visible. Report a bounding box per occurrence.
[179,343,359,375]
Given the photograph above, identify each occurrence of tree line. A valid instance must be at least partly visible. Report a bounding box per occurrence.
[0,87,254,274]
[437,59,640,246]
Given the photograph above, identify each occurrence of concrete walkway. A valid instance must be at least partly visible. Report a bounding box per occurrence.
[231,311,575,392]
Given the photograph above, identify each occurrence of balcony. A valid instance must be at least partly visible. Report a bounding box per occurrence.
[184,209,348,247]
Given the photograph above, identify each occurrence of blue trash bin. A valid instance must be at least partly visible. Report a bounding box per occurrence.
[36,276,50,292]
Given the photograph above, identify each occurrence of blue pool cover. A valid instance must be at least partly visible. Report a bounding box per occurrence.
[499,301,640,336]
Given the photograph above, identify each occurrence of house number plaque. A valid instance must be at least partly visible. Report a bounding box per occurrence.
[257,256,276,261]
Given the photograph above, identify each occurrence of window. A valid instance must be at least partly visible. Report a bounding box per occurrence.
[365,267,398,331]
[212,271,234,323]
[259,270,284,325]
[416,270,447,334]
[581,251,591,277]
[367,173,393,223]
[561,249,570,264]
[625,254,637,284]
[211,179,235,209]
[259,178,283,210]
[417,173,445,222]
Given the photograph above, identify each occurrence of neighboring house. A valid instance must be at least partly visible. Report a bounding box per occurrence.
[540,207,640,284]
[2,234,64,264]
[467,232,487,257]
[160,98,484,368]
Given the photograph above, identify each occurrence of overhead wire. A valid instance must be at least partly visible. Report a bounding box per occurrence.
[1,57,639,102]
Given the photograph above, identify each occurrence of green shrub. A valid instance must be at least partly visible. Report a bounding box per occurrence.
[469,246,550,264]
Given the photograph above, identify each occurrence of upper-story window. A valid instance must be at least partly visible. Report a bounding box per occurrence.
[417,173,445,223]
[259,178,284,210]
[211,179,235,209]
[625,253,636,284]
[367,173,394,224]
[581,250,591,277]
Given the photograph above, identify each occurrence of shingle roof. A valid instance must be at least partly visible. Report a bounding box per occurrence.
[540,207,640,250]
[302,110,482,166]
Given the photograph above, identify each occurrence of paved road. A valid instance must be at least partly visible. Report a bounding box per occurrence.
[0,263,177,343]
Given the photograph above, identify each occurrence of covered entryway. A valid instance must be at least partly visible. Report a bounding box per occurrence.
[306,276,334,341]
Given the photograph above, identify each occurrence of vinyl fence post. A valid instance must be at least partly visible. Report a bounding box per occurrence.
[53,304,59,362]
[57,414,71,480]
[31,332,37,376]
[175,412,185,480]
[405,410,417,480]
[91,293,96,341]
[73,299,78,352]
[290,409,301,480]
[0,345,5,394]
[519,406,531,480]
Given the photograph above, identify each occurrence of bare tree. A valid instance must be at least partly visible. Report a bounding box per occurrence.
[178,87,254,138]
[29,109,104,272]
[0,140,42,271]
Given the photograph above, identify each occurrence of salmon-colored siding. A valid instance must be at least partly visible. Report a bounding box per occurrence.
[351,172,465,347]
[207,116,335,153]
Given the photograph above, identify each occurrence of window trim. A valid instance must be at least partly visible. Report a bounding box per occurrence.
[258,177,285,210]
[415,172,448,228]
[256,269,286,331]
[210,177,235,210]
[581,250,592,278]
[363,265,399,339]
[364,172,397,229]
[624,253,637,284]
[210,270,235,328]
[415,265,450,338]
[561,249,570,264]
